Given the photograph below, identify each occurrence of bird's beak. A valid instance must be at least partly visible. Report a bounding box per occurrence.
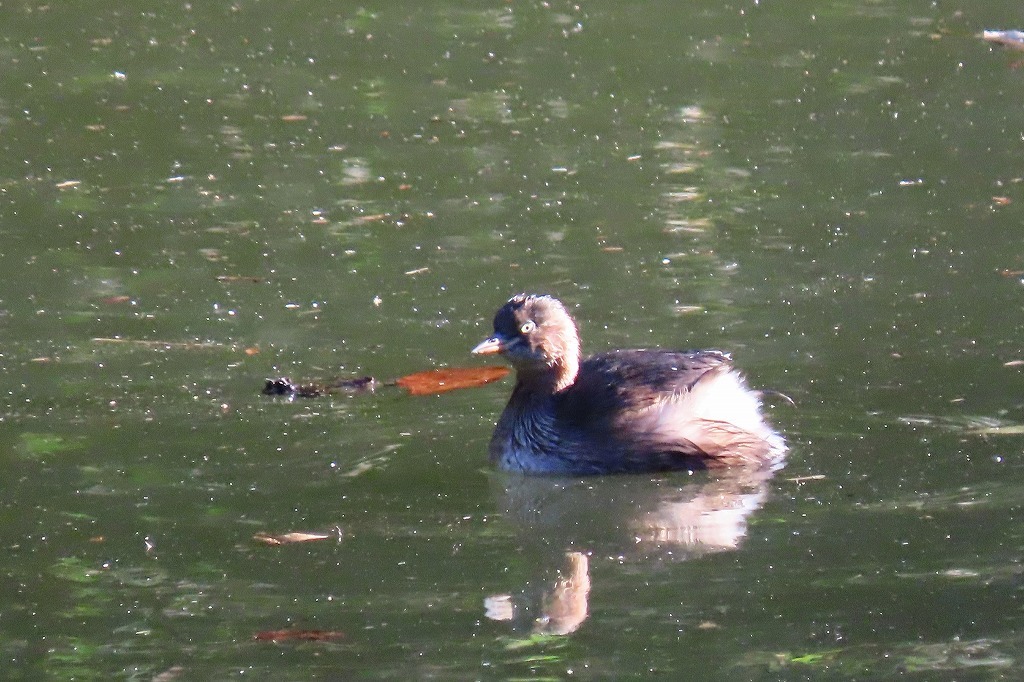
[471,335,506,356]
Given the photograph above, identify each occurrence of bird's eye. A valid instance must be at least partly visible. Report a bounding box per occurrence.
[520,321,536,334]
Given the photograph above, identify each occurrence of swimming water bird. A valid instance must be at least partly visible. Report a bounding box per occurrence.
[472,294,786,474]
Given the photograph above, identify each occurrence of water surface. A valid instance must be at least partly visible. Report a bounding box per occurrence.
[2,1,1024,678]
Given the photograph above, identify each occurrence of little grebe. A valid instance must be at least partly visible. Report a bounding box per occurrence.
[472,294,786,474]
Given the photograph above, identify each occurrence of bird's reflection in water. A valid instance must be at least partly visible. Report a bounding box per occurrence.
[484,466,777,635]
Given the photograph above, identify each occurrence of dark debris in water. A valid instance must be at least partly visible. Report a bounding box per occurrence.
[262,376,376,397]
[262,365,508,398]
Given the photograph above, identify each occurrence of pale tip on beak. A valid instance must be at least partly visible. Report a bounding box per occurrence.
[471,336,505,356]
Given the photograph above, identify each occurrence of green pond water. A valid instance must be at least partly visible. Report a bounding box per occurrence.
[2,1,1024,679]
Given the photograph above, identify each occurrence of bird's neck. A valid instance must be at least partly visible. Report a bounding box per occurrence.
[498,382,562,456]
[512,355,579,394]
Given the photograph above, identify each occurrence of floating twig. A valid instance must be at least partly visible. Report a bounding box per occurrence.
[983,29,1024,51]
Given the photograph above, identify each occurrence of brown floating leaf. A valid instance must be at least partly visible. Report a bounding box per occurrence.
[253,531,335,546]
[394,366,509,396]
[254,629,345,642]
